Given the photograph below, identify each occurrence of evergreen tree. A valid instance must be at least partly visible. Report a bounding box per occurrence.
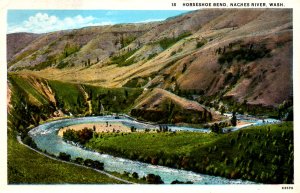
[231,112,237,126]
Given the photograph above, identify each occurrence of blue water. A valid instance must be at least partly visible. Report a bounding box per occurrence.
[29,116,255,184]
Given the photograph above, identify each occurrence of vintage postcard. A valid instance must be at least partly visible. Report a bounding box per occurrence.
[1,0,299,192]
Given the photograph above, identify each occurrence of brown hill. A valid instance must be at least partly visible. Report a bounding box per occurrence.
[131,88,216,123]
[7,9,293,113]
[7,32,40,63]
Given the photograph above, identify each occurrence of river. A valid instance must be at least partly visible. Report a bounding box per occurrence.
[28,115,264,184]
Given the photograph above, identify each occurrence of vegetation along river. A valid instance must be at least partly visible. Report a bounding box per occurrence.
[29,115,279,184]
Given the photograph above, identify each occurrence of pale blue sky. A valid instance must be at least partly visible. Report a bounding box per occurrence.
[7,10,189,34]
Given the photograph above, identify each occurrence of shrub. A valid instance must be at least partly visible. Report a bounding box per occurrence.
[84,159,95,167]
[110,49,138,67]
[132,172,139,179]
[218,43,270,65]
[196,41,205,48]
[170,51,176,56]
[146,174,164,184]
[148,53,158,60]
[158,32,191,50]
[92,160,104,170]
[58,152,71,161]
[63,128,94,144]
[74,157,84,165]
[171,180,193,184]
[83,159,104,170]
[22,135,37,149]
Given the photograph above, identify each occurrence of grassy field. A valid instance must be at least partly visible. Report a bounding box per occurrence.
[85,122,293,184]
[87,131,219,156]
[7,131,123,184]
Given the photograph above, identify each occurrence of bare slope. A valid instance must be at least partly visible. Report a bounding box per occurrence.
[7,32,40,63]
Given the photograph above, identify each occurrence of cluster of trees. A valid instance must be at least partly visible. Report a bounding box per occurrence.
[217,42,270,65]
[86,122,293,184]
[196,39,206,49]
[123,77,148,88]
[63,128,94,144]
[171,180,193,184]
[57,151,166,184]
[158,31,191,50]
[110,49,138,67]
[145,174,164,184]
[158,125,170,132]
[123,171,165,184]
[210,112,237,133]
[58,152,71,161]
[278,100,293,121]
[114,34,137,49]
[85,86,142,114]
[58,152,104,170]
[21,134,37,149]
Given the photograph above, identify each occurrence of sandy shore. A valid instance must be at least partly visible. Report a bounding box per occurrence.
[58,122,132,137]
[236,120,251,127]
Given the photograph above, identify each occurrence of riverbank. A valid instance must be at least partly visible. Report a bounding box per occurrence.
[30,116,257,184]
[7,130,126,184]
[58,122,133,137]
[16,135,133,184]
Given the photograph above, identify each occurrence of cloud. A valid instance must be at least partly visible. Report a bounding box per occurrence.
[8,13,112,33]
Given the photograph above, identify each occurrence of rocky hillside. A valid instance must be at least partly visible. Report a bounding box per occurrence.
[7,9,293,118]
[131,88,216,123]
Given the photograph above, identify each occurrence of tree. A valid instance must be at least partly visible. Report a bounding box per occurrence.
[220,105,226,115]
[74,157,84,165]
[131,126,136,132]
[58,152,71,161]
[78,127,94,144]
[231,112,237,126]
[88,89,93,101]
[92,160,104,170]
[63,129,79,143]
[146,174,164,184]
[211,123,221,133]
[181,63,187,73]
[132,172,139,179]
[23,135,37,149]
[84,159,94,167]
[55,95,64,109]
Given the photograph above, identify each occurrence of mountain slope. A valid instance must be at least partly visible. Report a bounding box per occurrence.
[7,9,293,114]
[131,88,216,123]
[7,32,40,63]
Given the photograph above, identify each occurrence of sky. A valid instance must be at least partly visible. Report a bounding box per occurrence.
[7,10,189,34]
